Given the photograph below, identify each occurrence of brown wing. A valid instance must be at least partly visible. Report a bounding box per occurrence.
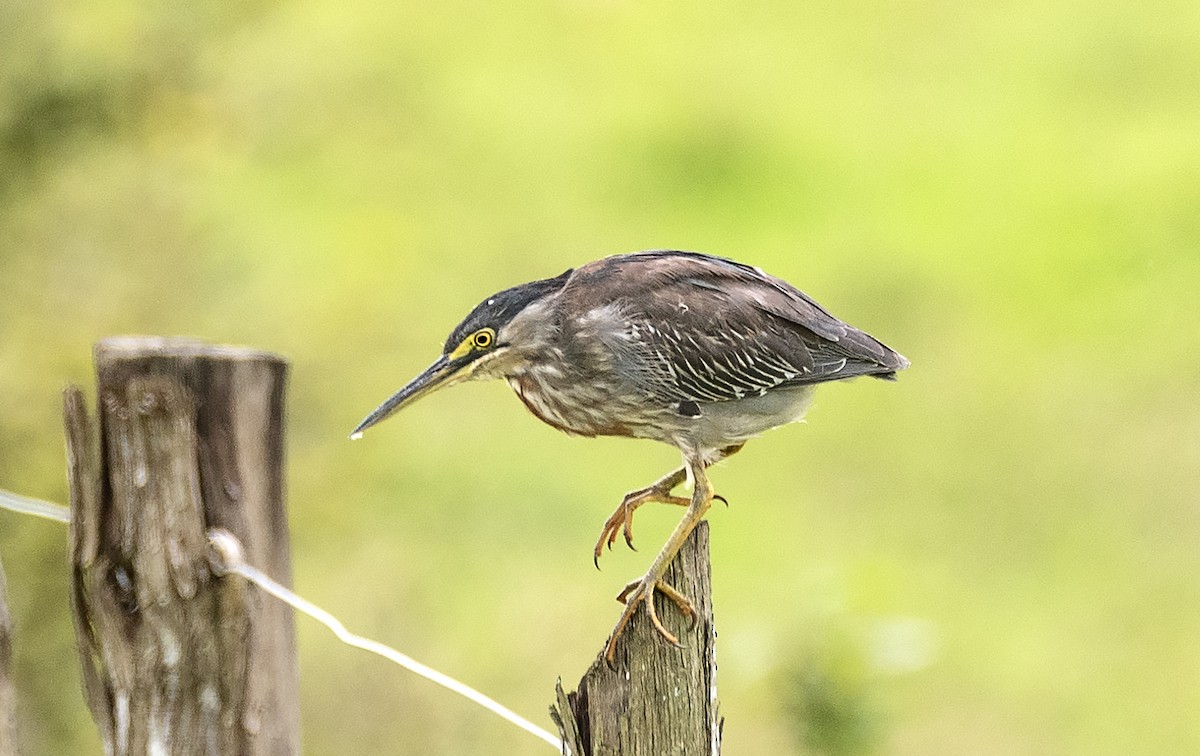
[560,250,908,405]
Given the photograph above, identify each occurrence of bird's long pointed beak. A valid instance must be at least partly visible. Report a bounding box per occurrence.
[350,354,465,439]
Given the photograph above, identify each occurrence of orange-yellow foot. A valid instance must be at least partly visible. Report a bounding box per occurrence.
[603,574,698,664]
[593,485,690,567]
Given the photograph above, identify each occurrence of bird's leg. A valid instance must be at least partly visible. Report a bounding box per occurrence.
[604,459,713,664]
[593,444,744,565]
[593,467,690,566]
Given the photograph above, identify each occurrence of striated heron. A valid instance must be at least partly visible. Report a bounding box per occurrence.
[352,250,909,662]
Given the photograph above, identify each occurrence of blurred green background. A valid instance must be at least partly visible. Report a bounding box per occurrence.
[2,0,1198,753]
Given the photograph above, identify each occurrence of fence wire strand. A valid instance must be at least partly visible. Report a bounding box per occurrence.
[0,488,70,523]
[207,530,564,752]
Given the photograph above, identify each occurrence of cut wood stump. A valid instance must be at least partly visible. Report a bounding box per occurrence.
[64,337,299,756]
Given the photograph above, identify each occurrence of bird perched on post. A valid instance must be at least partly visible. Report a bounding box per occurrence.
[352,250,908,662]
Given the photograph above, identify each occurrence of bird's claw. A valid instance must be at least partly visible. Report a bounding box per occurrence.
[592,487,691,568]
[594,500,639,567]
[604,575,697,664]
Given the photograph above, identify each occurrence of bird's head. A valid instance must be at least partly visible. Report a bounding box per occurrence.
[350,268,572,438]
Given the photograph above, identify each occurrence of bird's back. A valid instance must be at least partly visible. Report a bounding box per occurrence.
[558,250,908,396]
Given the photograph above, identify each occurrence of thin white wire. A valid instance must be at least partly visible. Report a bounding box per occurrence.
[206,531,564,753]
[0,488,71,523]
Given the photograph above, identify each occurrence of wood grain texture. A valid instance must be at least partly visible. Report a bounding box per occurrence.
[0,557,17,756]
[65,337,299,755]
[554,523,721,756]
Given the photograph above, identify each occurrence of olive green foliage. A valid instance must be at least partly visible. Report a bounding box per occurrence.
[2,0,1198,753]
[785,619,885,756]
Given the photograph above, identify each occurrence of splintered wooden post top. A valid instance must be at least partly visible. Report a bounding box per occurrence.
[554,522,721,756]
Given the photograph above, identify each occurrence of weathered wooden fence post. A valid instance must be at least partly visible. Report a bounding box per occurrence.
[63,337,300,755]
[552,522,721,756]
[0,556,17,755]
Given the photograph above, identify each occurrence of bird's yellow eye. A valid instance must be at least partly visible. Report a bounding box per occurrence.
[472,328,495,349]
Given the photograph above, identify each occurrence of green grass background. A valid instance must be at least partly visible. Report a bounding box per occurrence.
[2,0,1198,753]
